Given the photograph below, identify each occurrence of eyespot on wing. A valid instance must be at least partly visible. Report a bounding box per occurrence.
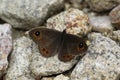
[29,29,42,43]
[58,53,75,62]
[77,41,88,53]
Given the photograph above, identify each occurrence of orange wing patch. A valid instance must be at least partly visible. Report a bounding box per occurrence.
[40,47,50,57]
[59,54,75,62]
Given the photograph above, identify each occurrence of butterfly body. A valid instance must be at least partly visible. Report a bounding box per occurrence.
[29,28,87,62]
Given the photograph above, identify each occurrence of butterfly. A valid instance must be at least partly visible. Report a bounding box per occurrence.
[29,28,88,62]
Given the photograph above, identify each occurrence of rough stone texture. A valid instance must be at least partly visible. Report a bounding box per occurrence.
[41,74,69,80]
[69,0,83,3]
[65,0,84,9]
[108,30,120,42]
[41,78,53,80]
[71,33,120,80]
[47,8,91,36]
[5,37,34,80]
[54,74,69,80]
[0,0,64,29]
[86,0,120,12]
[89,16,114,32]
[12,28,25,40]
[109,5,120,29]
[5,36,78,80]
[0,24,12,77]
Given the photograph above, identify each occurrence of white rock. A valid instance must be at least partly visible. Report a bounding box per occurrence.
[108,30,120,42]
[86,0,120,12]
[109,5,120,24]
[41,74,69,80]
[71,33,120,80]
[89,16,113,32]
[47,8,91,36]
[0,23,12,77]
[0,0,64,29]
[41,77,53,80]
[5,37,34,80]
[5,36,77,80]
[54,74,69,80]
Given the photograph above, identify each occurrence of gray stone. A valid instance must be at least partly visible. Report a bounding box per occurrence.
[108,30,120,43]
[5,37,34,80]
[41,77,53,80]
[109,5,120,29]
[41,74,69,80]
[54,74,69,80]
[65,0,83,9]
[5,36,78,80]
[0,0,64,29]
[86,0,120,12]
[69,0,83,3]
[89,16,113,32]
[47,8,91,36]
[71,33,120,80]
[0,24,12,77]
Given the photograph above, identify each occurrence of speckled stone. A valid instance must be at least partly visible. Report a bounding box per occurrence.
[69,0,83,3]
[41,74,69,80]
[71,33,120,80]
[54,74,69,80]
[86,0,120,12]
[108,30,120,42]
[5,37,34,80]
[0,24,12,77]
[65,0,84,9]
[5,36,78,80]
[109,5,120,29]
[89,16,114,32]
[0,0,64,29]
[47,8,91,36]
[41,77,53,80]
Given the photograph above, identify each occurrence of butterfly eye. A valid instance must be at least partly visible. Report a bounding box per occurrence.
[35,31,40,36]
[79,42,84,48]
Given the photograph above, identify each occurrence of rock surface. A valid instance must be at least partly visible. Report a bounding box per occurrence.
[41,77,53,80]
[54,74,69,80]
[71,33,120,80]
[109,5,120,29]
[41,74,69,80]
[5,37,34,80]
[108,30,120,43]
[5,36,78,80]
[65,0,84,9]
[0,24,12,77]
[89,16,113,32]
[0,0,64,29]
[86,0,120,12]
[1,0,119,80]
[47,8,91,36]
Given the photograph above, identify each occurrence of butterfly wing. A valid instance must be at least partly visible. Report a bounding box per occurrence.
[29,28,62,57]
[58,33,88,62]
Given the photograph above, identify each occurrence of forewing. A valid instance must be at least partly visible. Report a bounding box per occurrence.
[29,28,62,57]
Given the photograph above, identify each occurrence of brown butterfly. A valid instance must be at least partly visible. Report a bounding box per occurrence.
[29,28,88,62]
